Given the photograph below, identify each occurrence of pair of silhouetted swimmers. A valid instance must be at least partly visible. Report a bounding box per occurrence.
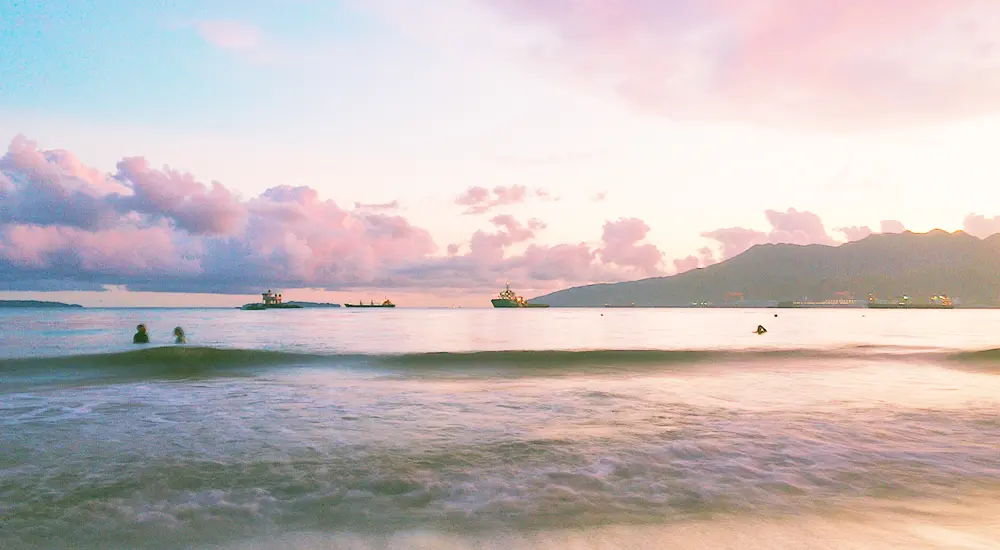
[755,324,767,335]
[132,324,186,344]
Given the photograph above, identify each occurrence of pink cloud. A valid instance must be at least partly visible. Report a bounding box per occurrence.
[700,227,768,260]
[467,215,544,261]
[456,186,490,206]
[705,210,916,260]
[534,188,556,201]
[456,184,531,214]
[837,220,907,242]
[1,135,127,196]
[515,242,602,282]
[114,157,246,235]
[481,0,1000,127]
[673,255,700,274]
[880,220,906,234]
[399,214,667,292]
[490,214,545,239]
[231,186,437,285]
[963,213,1000,238]
[597,217,665,277]
[0,135,126,229]
[0,225,199,275]
[765,208,838,246]
[488,185,527,207]
[698,246,717,266]
[509,218,666,284]
[837,226,874,242]
[8,136,964,299]
[0,137,436,292]
[192,20,262,51]
[702,207,837,260]
[0,135,667,295]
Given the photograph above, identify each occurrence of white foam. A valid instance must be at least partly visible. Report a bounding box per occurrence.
[223,510,1000,550]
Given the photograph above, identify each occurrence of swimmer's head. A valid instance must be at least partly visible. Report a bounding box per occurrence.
[136,324,147,333]
[173,326,184,337]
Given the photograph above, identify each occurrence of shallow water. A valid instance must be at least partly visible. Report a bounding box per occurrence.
[1,308,999,548]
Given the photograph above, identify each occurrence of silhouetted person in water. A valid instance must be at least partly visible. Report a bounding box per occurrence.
[133,324,150,344]
[173,326,186,344]
[755,325,767,335]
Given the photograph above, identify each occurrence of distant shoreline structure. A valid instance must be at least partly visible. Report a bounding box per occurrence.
[543,302,976,309]
[0,300,83,309]
[544,294,961,310]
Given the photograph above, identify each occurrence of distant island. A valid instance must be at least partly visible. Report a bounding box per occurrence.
[0,300,83,309]
[532,230,1000,308]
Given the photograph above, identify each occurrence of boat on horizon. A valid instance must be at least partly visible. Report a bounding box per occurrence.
[491,283,548,308]
[345,299,396,308]
[241,290,304,310]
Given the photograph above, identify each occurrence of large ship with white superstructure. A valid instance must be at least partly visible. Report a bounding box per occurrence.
[491,283,548,308]
[241,290,303,310]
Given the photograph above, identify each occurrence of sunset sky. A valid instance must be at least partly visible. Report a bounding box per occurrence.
[4,0,1000,306]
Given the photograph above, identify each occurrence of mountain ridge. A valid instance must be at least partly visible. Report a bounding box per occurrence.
[531,230,1000,307]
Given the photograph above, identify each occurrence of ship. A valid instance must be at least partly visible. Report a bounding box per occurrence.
[491,283,548,308]
[344,299,396,308]
[777,299,863,308]
[865,294,954,309]
[241,290,304,310]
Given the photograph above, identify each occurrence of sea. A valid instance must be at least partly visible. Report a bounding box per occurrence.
[2,307,999,549]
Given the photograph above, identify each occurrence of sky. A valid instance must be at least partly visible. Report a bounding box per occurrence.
[4,0,1000,307]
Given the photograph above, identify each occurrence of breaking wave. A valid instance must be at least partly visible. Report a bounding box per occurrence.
[0,344,952,368]
[0,343,987,387]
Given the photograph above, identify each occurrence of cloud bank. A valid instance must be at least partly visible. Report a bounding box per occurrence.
[481,0,1000,127]
[0,136,666,293]
[4,136,989,294]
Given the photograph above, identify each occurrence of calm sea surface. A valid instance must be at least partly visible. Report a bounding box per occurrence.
[2,308,1000,549]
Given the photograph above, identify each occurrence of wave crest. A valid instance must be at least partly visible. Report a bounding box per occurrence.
[2,344,993,386]
[0,347,328,384]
